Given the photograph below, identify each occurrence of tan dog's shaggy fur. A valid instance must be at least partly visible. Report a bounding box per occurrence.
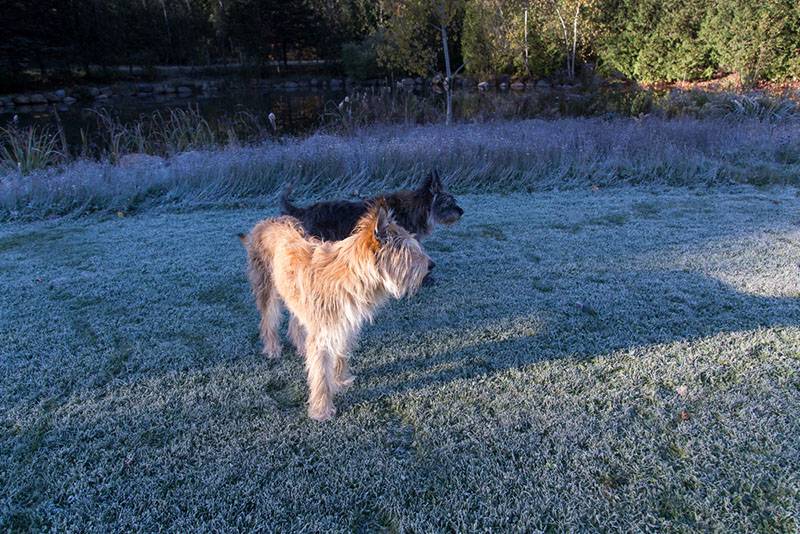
[241,203,431,421]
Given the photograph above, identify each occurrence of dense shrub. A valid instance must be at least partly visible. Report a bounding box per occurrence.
[597,0,800,85]
[597,0,711,82]
[341,35,384,80]
[701,0,800,86]
[462,0,560,80]
[460,0,800,85]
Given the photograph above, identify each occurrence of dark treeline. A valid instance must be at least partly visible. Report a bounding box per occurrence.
[1,0,375,89]
[2,0,799,90]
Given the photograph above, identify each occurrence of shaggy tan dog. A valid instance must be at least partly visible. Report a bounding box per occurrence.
[240,203,431,421]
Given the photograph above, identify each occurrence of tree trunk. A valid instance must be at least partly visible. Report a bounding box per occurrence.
[571,4,580,80]
[524,7,530,78]
[440,24,453,126]
[551,0,572,79]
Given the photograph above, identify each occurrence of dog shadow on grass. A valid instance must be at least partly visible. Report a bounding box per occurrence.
[350,269,800,403]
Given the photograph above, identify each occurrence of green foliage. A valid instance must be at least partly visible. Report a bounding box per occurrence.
[462,1,515,78]
[462,0,587,80]
[377,0,466,77]
[701,0,800,87]
[224,0,322,63]
[342,35,384,80]
[598,0,800,84]
[597,0,711,82]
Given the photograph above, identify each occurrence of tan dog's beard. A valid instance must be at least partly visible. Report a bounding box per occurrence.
[377,251,429,299]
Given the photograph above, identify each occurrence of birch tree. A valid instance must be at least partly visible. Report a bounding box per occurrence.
[379,0,465,124]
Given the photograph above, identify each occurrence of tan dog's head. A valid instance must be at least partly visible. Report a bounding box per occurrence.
[355,200,432,299]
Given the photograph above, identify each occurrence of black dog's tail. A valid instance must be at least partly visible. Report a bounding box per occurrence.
[280,183,303,217]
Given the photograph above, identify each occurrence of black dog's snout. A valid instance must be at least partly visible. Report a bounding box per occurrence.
[428,259,436,271]
[455,206,464,216]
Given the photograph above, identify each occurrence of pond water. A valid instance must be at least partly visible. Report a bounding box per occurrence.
[0,84,347,146]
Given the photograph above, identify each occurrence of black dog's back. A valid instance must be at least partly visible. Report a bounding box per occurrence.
[281,188,367,241]
[299,200,367,241]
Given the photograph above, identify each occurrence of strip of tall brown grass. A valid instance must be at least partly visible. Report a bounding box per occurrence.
[1,116,798,221]
[319,87,799,133]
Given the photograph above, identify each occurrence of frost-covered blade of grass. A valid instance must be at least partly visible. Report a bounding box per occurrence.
[1,187,798,531]
[1,117,799,220]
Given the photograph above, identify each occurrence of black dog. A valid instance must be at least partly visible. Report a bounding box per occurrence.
[280,170,464,242]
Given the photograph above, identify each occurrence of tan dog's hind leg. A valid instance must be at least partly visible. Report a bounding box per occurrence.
[257,285,283,358]
[287,314,306,357]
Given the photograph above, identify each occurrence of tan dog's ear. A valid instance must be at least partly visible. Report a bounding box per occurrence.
[373,207,392,245]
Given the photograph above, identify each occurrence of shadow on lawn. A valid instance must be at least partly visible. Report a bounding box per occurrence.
[350,269,800,403]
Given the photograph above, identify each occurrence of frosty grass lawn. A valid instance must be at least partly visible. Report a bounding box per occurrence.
[1,186,798,531]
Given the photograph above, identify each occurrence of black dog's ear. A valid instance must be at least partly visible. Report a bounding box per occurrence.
[373,206,393,244]
[421,170,444,193]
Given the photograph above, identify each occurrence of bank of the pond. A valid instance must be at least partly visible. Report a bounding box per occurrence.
[3,78,797,162]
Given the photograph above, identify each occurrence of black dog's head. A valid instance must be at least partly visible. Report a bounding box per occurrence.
[420,170,464,225]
